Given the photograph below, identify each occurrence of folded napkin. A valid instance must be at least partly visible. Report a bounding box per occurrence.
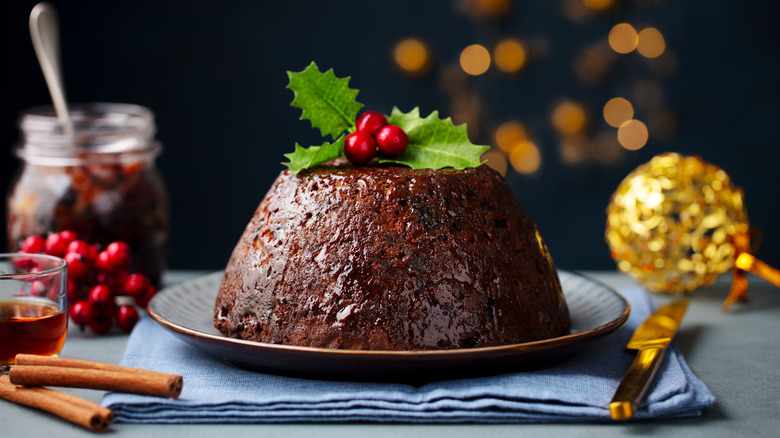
[101,285,714,423]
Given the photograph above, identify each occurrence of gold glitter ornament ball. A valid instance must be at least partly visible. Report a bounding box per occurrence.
[606,153,749,293]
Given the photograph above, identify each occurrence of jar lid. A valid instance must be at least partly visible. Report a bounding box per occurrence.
[16,102,161,165]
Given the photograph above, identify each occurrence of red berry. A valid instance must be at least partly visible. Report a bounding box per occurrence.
[88,284,114,308]
[21,235,46,253]
[67,278,81,303]
[45,232,77,257]
[355,111,388,137]
[124,273,150,298]
[89,319,113,334]
[67,240,98,262]
[69,300,95,326]
[95,251,113,272]
[344,132,377,165]
[115,305,140,332]
[376,125,408,157]
[134,284,157,308]
[105,241,132,269]
[64,252,91,278]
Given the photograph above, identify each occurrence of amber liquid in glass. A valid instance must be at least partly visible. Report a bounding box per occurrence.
[0,299,67,364]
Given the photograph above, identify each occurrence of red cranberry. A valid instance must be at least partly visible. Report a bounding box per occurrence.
[344,132,377,165]
[45,232,77,257]
[104,241,132,269]
[30,280,48,297]
[134,284,157,308]
[67,240,98,262]
[64,252,91,279]
[115,305,140,332]
[96,270,128,294]
[376,125,409,157]
[67,278,81,303]
[89,319,113,334]
[124,273,150,299]
[88,284,114,308]
[69,300,95,327]
[21,235,46,253]
[355,111,388,137]
[95,251,114,272]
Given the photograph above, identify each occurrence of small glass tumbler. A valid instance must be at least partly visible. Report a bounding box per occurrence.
[0,253,68,367]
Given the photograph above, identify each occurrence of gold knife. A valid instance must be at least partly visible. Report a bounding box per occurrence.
[609,299,689,420]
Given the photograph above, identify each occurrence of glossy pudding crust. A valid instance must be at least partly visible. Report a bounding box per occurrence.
[214,163,570,350]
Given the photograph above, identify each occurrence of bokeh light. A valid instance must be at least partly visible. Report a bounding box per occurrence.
[509,141,541,174]
[460,44,491,76]
[617,119,649,150]
[574,42,615,85]
[582,0,614,11]
[481,149,508,176]
[494,38,528,73]
[393,38,432,76]
[637,27,666,58]
[609,23,639,54]
[552,100,588,135]
[559,134,589,164]
[495,121,528,153]
[461,0,512,19]
[603,97,634,127]
[591,132,623,164]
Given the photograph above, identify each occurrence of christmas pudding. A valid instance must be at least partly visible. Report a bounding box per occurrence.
[213,62,570,350]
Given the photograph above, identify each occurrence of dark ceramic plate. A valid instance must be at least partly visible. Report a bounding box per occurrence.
[148,271,629,381]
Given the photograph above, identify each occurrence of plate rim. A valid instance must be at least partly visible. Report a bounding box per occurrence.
[148,270,630,359]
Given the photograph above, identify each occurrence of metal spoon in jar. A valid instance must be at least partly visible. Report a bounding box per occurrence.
[29,2,73,136]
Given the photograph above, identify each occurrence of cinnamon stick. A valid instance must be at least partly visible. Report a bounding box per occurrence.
[0,375,113,432]
[9,365,182,398]
[15,354,180,383]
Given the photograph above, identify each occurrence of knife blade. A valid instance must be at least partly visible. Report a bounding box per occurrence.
[609,299,689,420]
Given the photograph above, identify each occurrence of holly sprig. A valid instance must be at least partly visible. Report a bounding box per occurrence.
[283,62,488,173]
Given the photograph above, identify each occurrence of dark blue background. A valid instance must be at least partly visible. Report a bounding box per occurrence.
[2,0,779,274]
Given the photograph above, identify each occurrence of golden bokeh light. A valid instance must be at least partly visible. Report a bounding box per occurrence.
[393,38,432,76]
[637,27,666,58]
[460,44,491,76]
[561,0,589,22]
[559,134,589,164]
[509,141,541,174]
[481,149,508,176]
[495,121,528,153]
[551,100,588,135]
[609,23,639,54]
[462,0,512,19]
[591,132,623,164]
[617,119,649,150]
[573,42,615,85]
[582,0,614,11]
[603,97,634,127]
[494,38,528,73]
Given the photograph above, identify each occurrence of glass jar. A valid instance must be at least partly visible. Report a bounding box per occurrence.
[6,103,169,286]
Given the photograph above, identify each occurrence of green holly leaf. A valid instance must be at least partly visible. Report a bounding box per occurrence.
[287,62,363,139]
[380,107,489,170]
[282,135,346,174]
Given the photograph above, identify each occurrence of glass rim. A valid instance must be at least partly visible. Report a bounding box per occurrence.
[0,253,67,279]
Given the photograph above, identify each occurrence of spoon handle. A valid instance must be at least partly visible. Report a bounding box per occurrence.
[29,2,72,135]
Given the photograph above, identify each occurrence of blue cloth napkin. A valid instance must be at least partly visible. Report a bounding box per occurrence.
[101,285,714,423]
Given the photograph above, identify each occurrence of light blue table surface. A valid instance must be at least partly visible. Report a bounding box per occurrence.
[4,271,779,437]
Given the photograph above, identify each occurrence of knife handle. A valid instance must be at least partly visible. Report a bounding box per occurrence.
[609,347,666,420]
